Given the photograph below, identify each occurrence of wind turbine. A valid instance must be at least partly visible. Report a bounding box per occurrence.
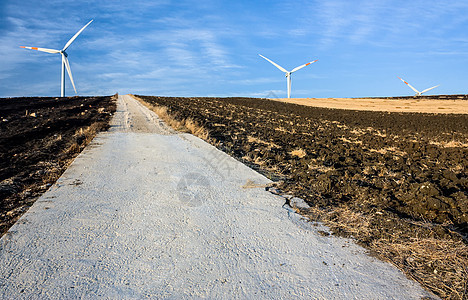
[397,76,439,96]
[20,20,93,97]
[259,54,317,98]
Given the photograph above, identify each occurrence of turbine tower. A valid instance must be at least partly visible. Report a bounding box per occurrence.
[397,76,439,96]
[20,20,93,97]
[259,54,317,98]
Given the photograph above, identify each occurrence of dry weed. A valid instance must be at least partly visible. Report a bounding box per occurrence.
[366,146,407,156]
[254,156,266,166]
[134,96,209,140]
[64,142,80,154]
[429,140,468,148]
[274,126,288,133]
[185,118,209,140]
[290,148,307,158]
[308,165,335,173]
[306,159,334,173]
[41,169,62,184]
[351,128,365,136]
[372,238,468,299]
[247,136,280,148]
[339,137,363,145]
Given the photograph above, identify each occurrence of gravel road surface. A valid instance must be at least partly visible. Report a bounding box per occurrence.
[0,95,435,299]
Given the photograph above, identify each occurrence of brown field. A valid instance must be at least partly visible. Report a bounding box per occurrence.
[274,95,468,114]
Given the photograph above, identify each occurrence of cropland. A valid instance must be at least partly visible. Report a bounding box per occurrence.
[275,94,468,114]
[137,95,468,299]
[0,95,116,236]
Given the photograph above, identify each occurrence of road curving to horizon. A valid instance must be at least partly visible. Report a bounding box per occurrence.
[0,95,436,299]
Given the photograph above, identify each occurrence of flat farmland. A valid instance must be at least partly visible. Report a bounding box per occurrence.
[0,95,116,236]
[275,94,468,114]
[138,95,468,299]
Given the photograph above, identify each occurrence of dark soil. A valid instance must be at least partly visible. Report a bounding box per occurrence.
[138,95,468,299]
[0,95,116,236]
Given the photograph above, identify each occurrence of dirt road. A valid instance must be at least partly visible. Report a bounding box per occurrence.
[0,95,435,298]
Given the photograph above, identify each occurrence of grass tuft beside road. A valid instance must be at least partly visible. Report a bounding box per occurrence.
[133,95,209,140]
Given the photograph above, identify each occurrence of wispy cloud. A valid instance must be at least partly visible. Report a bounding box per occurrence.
[288,0,468,52]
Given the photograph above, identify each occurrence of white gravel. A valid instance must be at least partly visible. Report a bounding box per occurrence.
[0,95,436,299]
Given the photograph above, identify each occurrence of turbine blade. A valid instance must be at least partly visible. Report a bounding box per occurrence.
[291,60,318,73]
[421,85,440,94]
[63,55,77,94]
[20,46,60,54]
[62,19,93,51]
[259,54,288,73]
[397,76,419,94]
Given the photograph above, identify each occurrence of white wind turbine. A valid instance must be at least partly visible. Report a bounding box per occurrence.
[20,20,93,97]
[259,54,317,98]
[397,76,439,96]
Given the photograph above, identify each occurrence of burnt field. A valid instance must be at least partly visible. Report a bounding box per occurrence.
[138,95,468,299]
[0,95,116,236]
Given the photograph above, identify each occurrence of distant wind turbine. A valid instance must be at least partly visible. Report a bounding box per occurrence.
[397,76,439,96]
[20,20,93,97]
[259,54,317,98]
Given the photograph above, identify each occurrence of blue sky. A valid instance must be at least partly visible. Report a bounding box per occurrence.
[1,0,467,98]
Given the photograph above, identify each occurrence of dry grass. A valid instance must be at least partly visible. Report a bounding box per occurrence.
[290,148,307,158]
[339,137,363,145]
[63,123,103,155]
[185,119,209,140]
[375,239,468,299]
[247,136,263,144]
[308,164,335,173]
[300,206,468,300]
[274,126,288,133]
[429,140,468,148]
[41,168,62,185]
[450,164,465,173]
[367,146,407,156]
[349,127,392,139]
[247,136,281,149]
[134,95,209,140]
